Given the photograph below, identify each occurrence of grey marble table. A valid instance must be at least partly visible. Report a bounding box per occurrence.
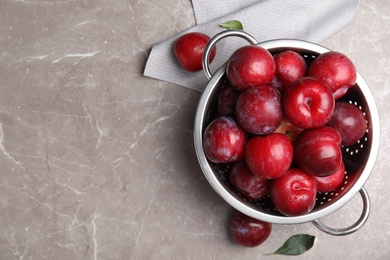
[0,0,389,259]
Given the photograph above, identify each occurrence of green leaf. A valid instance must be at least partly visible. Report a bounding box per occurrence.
[269,234,315,256]
[219,20,243,30]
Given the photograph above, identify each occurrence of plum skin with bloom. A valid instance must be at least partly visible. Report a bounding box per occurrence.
[226,45,275,90]
[174,32,216,72]
[274,50,308,90]
[293,126,342,177]
[308,51,357,99]
[229,161,269,200]
[270,168,317,217]
[217,83,240,117]
[282,77,335,129]
[230,210,272,247]
[203,116,247,164]
[315,162,345,193]
[236,85,283,135]
[327,102,367,146]
[245,133,293,179]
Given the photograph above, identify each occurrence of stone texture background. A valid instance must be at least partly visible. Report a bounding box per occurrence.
[0,0,389,259]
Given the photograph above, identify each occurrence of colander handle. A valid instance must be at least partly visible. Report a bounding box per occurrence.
[202,30,258,79]
[312,187,370,236]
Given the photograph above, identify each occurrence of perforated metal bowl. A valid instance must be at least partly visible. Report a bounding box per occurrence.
[194,30,380,236]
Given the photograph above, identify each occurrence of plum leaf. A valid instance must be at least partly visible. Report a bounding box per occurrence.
[268,234,315,256]
[219,20,243,30]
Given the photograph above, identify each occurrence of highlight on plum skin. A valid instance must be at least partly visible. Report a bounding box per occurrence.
[230,210,272,247]
[327,102,367,146]
[202,116,247,164]
[236,85,283,135]
[229,161,269,200]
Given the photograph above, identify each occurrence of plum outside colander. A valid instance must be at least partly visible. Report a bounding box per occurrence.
[193,30,380,236]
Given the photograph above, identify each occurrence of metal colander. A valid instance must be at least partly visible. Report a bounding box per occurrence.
[193,30,380,236]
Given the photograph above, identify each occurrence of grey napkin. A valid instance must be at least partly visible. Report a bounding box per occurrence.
[144,0,360,92]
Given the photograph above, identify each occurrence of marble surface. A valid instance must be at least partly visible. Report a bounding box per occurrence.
[0,0,389,259]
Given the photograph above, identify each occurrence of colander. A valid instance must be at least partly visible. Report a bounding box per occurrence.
[194,30,380,236]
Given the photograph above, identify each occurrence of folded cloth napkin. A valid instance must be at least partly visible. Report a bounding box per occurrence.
[144,0,360,92]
